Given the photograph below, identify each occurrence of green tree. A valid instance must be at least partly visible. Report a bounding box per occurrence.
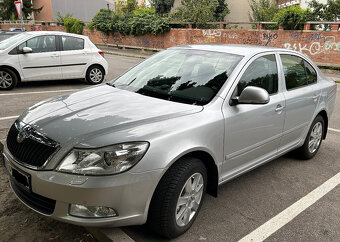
[0,0,42,20]
[273,5,313,30]
[149,0,175,14]
[171,0,220,27]
[116,0,138,14]
[309,0,340,21]
[248,0,278,22]
[214,0,230,21]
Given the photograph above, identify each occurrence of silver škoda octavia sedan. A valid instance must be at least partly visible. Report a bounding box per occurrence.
[3,45,336,238]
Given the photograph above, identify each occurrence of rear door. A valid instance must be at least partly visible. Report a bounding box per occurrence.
[59,36,89,79]
[222,53,286,179]
[278,54,320,151]
[18,35,62,80]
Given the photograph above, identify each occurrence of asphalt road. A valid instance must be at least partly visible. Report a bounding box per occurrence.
[1,54,340,242]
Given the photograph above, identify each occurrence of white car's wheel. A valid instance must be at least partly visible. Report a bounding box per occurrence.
[0,68,18,90]
[86,66,104,85]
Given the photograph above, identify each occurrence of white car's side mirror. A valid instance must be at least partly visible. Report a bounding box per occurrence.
[22,47,32,54]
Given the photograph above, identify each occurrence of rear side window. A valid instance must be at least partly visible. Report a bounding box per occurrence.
[280,55,317,90]
[62,36,84,51]
[304,61,317,84]
[238,54,278,95]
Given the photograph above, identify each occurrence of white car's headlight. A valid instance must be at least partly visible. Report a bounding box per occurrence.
[57,142,149,175]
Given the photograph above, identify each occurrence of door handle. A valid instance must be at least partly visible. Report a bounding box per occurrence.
[312,95,319,101]
[50,54,59,58]
[275,105,285,113]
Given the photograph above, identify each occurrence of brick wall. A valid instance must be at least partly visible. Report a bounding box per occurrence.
[86,29,340,66]
[1,23,339,66]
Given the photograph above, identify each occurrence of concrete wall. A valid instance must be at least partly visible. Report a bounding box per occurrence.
[33,0,53,21]
[0,23,339,66]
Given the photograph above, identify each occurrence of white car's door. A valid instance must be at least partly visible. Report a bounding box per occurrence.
[278,54,320,152]
[60,36,89,79]
[18,35,62,80]
[222,54,286,180]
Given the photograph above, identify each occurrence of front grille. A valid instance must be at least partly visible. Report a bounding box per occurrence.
[11,181,56,215]
[6,124,58,168]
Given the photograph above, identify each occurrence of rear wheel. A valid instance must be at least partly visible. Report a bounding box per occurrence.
[148,157,207,238]
[86,66,104,85]
[297,115,324,160]
[0,68,18,90]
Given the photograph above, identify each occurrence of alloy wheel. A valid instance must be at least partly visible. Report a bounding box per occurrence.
[308,121,323,153]
[0,71,13,89]
[175,173,204,227]
[89,68,103,83]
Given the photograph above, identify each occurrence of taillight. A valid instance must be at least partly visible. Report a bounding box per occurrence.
[98,51,104,58]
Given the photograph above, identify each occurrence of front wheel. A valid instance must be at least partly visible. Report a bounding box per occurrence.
[148,157,207,239]
[86,66,104,85]
[297,115,324,160]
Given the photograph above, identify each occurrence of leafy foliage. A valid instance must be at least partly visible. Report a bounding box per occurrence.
[0,0,42,20]
[273,6,313,30]
[91,8,170,36]
[214,0,230,21]
[171,0,220,27]
[149,0,175,14]
[248,0,278,22]
[115,0,138,14]
[309,0,340,21]
[55,12,73,26]
[64,17,85,35]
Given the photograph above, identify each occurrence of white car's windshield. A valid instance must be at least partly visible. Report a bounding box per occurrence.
[109,49,243,105]
[0,33,30,50]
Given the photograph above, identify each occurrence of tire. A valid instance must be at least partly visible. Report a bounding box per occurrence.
[297,115,324,160]
[0,68,18,90]
[148,157,207,239]
[85,65,104,85]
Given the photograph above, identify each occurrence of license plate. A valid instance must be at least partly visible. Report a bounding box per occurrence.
[3,155,31,192]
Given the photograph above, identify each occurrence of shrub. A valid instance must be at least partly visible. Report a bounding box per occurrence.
[64,17,85,34]
[274,6,312,30]
[55,12,73,26]
[91,8,170,36]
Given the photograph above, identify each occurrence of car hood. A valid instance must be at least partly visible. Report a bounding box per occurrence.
[19,85,203,144]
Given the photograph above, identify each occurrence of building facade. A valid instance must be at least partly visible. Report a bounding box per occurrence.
[33,0,115,22]
[276,0,328,9]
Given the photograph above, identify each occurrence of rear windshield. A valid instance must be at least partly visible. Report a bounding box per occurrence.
[109,49,243,105]
[0,33,30,50]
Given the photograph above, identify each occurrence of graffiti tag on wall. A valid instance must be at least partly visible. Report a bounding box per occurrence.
[284,34,339,55]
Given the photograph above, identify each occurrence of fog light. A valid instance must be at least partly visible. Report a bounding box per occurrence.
[69,204,118,218]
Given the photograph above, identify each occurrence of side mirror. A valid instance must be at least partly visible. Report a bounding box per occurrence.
[232,86,270,105]
[22,47,32,54]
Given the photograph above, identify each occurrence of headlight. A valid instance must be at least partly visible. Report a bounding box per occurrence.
[56,142,149,175]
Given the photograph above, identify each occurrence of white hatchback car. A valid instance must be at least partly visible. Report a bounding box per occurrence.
[0,31,108,90]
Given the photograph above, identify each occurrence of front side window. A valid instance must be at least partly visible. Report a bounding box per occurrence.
[62,36,84,51]
[280,54,317,90]
[109,49,243,105]
[237,54,278,95]
[18,35,56,53]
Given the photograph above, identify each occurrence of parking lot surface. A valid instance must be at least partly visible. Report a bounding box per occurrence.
[1,54,340,242]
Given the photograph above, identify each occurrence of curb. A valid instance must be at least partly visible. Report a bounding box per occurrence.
[103,50,147,59]
[86,227,134,242]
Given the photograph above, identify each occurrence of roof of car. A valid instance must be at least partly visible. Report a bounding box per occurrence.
[172,44,296,57]
[23,31,87,39]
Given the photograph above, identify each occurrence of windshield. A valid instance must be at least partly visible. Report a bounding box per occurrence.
[109,49,242,105]
[0,33,30,50]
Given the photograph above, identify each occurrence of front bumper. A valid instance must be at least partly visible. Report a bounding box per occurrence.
[3,146,162,227]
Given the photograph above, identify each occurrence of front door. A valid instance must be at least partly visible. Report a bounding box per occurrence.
[18,35,62,81]
[222,53,285,180]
